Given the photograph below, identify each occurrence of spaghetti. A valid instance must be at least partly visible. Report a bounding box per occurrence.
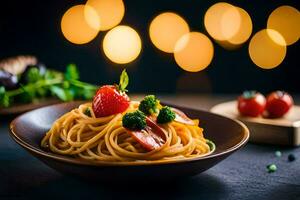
[41,102,214,162]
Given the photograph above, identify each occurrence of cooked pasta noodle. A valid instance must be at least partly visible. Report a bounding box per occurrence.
[41,102,214,162]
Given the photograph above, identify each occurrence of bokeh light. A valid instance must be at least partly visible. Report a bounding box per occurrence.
[86,0,125,31]
[267,5,300,45]
[204,3,253,49]
[220,6,241,40]
[149,12,190,53]
[227,7,252,45]
[103,25,142,64]
[204,3,240,41]
[249,29,286,69]
[61,5,100,44]
[174,32,214,72]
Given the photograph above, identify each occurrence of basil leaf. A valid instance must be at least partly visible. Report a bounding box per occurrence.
[82,89,95,100]
[119,69,129,92]
[50,86,73,101]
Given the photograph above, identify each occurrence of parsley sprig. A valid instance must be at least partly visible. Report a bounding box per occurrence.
[0,64,98,107]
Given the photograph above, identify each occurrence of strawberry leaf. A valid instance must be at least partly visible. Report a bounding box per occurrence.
[119,69,129,92]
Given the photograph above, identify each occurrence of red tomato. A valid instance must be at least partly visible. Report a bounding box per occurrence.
[265,91,293,118]
[237,91,266,117]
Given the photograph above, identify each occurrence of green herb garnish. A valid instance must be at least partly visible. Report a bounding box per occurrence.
[0,86,9,107]
[267,164,277,173]
[64,63,79,80]
[116,69,129,92]
[0,64,98,107]
[27,67,43,83]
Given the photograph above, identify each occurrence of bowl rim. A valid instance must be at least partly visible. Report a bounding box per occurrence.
[9,101,249,167]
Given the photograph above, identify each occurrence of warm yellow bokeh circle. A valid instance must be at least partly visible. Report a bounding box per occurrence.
[267,5,300,45]
[149,12,190,53]
[204,3,240,41]
[249,29,287,69]
[227,7,252,45]
[174,32,214,72]
[61,5,100,44]
[103,25,142,64]
[86,0,125,31]
[220,6,241,40]
[204,3,253,49]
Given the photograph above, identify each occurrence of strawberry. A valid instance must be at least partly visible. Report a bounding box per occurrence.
[92,70,130,117]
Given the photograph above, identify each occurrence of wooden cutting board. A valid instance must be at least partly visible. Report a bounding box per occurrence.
[211,101,300,146]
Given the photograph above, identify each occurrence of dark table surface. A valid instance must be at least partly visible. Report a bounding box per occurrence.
[0,95,299,200]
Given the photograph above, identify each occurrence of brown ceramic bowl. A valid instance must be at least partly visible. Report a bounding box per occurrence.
[9,101,249,181]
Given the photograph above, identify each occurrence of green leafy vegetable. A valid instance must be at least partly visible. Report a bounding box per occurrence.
[138,95,159,115]
[20,84,35,101]
[45,70,63,80]
[27,67,43,83]
[82,89,95,100]
[50,86,73,101]
[157,106,176,124]
[0,86,9,107]
[0,64,98,108]
[0,86,6,102]
[122,110,146,130]
[65,64,79,80]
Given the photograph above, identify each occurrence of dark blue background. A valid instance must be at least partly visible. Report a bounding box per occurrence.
[0,0,299,93]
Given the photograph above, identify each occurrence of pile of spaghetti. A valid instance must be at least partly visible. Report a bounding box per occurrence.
[41,70,214,162]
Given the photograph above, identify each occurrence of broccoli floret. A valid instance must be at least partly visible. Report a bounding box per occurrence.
[122,110,146,130]
[138,95,159,115]
[157,106,176,124]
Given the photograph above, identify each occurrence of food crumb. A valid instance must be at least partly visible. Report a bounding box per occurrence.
[267,164,277,173]
[275,151,282,157]
[288,154,296,162]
